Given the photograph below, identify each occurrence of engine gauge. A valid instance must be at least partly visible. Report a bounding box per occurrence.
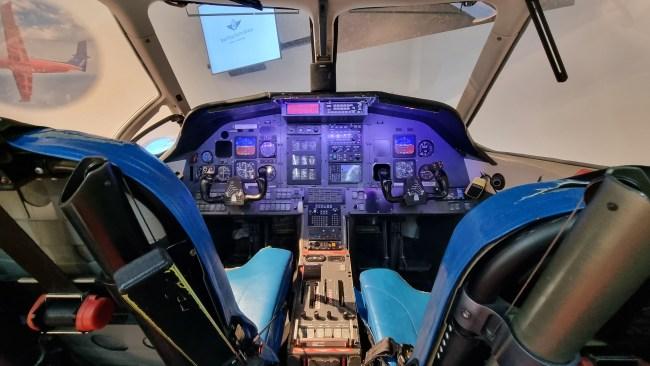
[418,140,434,157]
[259,141,277,158]
[418,165,434,181]
[235,161,257,180]
[216,165,232,182]
[394,160,416,180]
[201,150,213,163]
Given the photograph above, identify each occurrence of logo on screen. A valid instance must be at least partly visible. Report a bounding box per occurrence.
[227,19,241,31]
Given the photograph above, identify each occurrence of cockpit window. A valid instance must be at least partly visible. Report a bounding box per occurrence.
[336,2,496,108]
[0,0,158,137]
[149,3,312,107]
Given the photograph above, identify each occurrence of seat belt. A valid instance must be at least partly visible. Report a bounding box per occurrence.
[0,205,77,293]
[362,337,414,366]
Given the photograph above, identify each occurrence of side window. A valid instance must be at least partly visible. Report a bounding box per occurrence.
[133,105,182,156]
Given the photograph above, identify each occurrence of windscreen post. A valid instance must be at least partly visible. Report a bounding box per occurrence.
[311,59,336,92]
[310,0,336,92]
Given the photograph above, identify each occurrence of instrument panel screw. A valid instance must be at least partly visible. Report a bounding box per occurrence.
[0,176,10,184]
[461,309,472,319]
[607,202,618,211]
[34,167,44,175]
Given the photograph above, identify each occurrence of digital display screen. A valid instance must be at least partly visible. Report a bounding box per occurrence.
[291,139,318,152]
[394,135,416,157]
[291,168,317,181]
[215,140,233,158]
[291,154,317,166]
[340,164,361,183]
[235,136,257,157]
[286,103,320,115]
[235,161,257,180]
[198,5,281,73]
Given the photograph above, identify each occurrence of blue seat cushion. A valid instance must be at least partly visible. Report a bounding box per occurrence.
[226,247,293,346]
[360,268,430,346]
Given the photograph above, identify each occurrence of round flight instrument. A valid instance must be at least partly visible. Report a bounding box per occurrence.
[418,165,434,181]
[216,165,232,182]
[235,161,257,180]
[201,150,213,163]
[395,160,415,180]
[259,141,277,158]
[418,140,434,157]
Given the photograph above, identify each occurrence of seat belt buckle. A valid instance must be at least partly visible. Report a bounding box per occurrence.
[27,293,115,334]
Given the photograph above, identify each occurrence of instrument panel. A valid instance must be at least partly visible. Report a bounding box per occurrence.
[167,95,479,217]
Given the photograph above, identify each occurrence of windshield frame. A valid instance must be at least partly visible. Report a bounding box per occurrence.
[102,0,531,140]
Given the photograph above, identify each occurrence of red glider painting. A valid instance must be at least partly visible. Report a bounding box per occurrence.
[0,1,88,102]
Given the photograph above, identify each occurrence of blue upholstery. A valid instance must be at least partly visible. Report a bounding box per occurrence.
[358,181,586,363]
[226,247,293,350]
[360,268,430,346]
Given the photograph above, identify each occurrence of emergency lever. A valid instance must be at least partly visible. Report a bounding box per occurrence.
[200,165,270,206]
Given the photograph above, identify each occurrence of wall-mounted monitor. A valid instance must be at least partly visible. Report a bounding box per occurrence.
[198,5,281,73]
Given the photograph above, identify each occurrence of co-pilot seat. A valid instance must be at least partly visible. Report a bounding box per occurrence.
[358,180,586,355]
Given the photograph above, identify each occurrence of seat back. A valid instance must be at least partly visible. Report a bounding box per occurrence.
[411,180,587,363]
[4,125,257,342]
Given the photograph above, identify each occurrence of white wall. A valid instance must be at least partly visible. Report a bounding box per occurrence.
[469,1,650,166]
[337,22,492,107]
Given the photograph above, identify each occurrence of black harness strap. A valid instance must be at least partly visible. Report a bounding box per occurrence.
[362,337,414,366]
[0,205,77,293]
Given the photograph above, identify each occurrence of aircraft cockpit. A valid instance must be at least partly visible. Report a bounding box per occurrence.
[158,93,489,363]
[1,1,649,366]
[168,93,481,250]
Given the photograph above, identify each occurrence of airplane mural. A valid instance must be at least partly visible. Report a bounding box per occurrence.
[0,1,88,102]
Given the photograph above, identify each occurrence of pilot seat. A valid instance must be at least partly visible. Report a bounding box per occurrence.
[2,126,294,363]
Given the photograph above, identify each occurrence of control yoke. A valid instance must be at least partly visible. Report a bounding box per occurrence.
[200,166,269,206]
[377,163,449,206]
